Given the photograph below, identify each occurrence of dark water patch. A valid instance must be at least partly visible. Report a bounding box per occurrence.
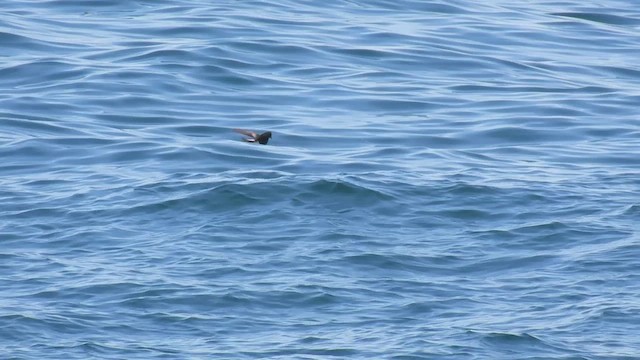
[186,65,259,86]
[439,208,493,221]
[622,204,640,216]
[235,14,329,28]
[412,2,470,14]
[45,136,117,148]
[0,61,88,88]
[460,254,560,275]
[469,126,579,145]
[450,84,605,94]
[0,30,84,54]
[85,46,161,62]
[295,178,396,210]
[359,31,419,44]
[339,253,451,276]
[478,331,571,358]
[143,25,221,39]
[222,40,323,59]
[3,139,85,166]
[0,31,43,51]
[1,96,83,118]
[551,12,640,26]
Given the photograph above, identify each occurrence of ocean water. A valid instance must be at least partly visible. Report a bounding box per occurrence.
[1,0,639,358]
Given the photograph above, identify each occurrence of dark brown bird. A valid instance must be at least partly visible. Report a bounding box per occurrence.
[234,129,272,144]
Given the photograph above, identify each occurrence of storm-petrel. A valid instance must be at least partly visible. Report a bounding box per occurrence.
[234,129,272,144]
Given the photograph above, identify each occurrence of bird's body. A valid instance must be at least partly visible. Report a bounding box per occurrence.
[234,129,272,144]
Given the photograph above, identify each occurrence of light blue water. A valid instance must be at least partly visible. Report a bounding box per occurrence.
[1,1,640,359]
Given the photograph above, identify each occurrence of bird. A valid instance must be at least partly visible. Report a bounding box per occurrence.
[234,129,272,144]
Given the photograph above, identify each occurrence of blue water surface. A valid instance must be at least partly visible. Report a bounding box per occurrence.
[1,0,640,359]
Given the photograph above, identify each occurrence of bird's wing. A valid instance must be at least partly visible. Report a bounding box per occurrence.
[233,129,258,139]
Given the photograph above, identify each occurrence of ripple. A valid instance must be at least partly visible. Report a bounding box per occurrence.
[551,12,640,26]
[2,0,639,359]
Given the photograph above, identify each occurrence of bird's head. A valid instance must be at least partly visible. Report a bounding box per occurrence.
[257,131,272,144]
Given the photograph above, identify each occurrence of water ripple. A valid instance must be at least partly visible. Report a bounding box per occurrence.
[2,0,639,359]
